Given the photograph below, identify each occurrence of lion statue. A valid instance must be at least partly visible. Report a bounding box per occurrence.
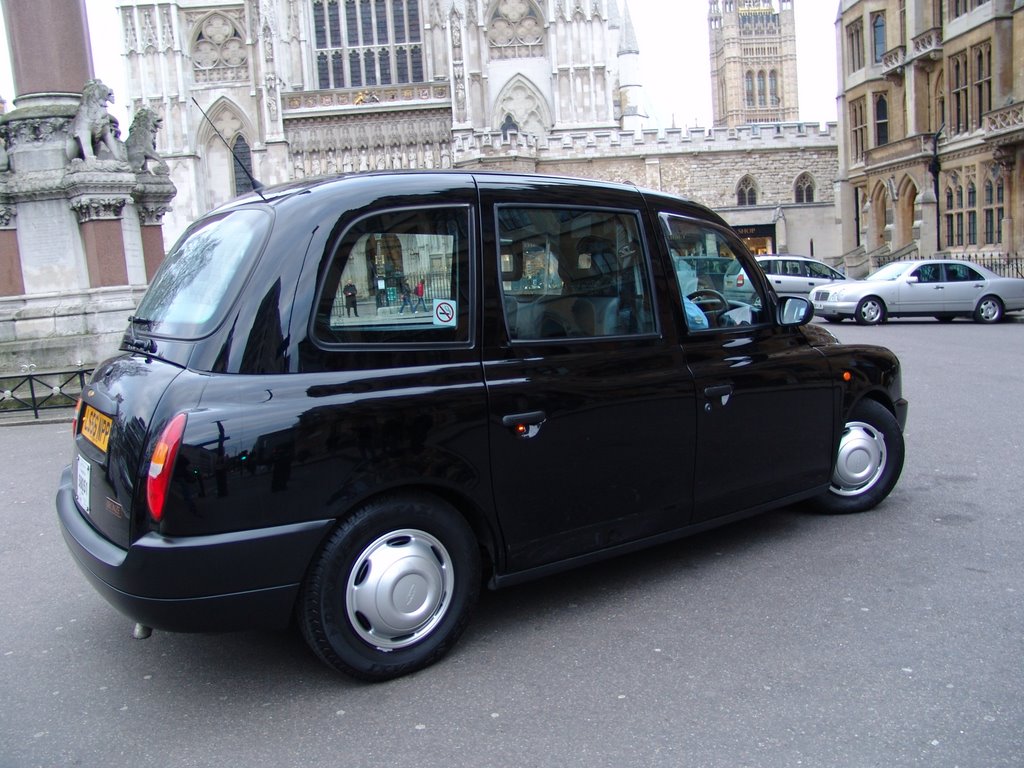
[125,107,169,174]
[65,79,126,163]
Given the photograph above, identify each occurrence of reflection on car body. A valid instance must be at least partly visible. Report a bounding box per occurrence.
[57,171,908,681]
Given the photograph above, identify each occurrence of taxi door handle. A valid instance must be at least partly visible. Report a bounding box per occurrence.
[704,384,733,399]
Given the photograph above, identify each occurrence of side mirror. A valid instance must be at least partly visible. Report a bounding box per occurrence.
[905,275,919,284]
[779,296,813,326]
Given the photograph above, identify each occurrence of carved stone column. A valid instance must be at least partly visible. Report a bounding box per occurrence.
[133,174,178,280]
[64,164,135,287]
[0,196,24,295]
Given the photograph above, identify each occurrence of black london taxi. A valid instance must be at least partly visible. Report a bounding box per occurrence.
[57,171,908,681]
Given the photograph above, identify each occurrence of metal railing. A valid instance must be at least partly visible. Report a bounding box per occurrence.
[0,367,93,420]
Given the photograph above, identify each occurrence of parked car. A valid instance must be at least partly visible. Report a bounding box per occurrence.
[812,259,1024,324]
[723,255,848,304]
[57,171,908,681]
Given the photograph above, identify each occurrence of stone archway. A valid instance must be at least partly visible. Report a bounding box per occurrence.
[894,175,920,250]
[866,181,890,251]
[491,75,552,137]
[196,97,258,211]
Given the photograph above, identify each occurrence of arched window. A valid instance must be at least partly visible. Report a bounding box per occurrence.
[875,94,889,146]
[310,0,424,89]
[794,173,815,204]
[192,13,247,85]
[872,14,886,64]
[757,71,767,107]
[737,176,758,207]
[769,70,779,106]
[745,71,755,107]
[487,0,545,59]
[231,135,255,196]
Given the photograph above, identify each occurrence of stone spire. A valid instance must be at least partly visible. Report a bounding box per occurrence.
[618,1,639,56]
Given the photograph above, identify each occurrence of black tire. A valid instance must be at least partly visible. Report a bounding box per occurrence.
[824,316,844,324]
[935,315,955,323]
[854,296,886,326]
[299,493,480,681]
[810,399,904,514]
[973,295,1004,324]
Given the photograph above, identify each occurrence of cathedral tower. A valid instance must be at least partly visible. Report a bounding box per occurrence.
[708,0,799,127]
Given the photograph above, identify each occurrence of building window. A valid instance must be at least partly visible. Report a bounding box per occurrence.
[794,173,815,204]
[966,182,977,245]
[851,98,867,162]
[231,135,255,196]
[487,0,546,59]
[847,19,864,73]
[872,14,886,64]
[973,44,992,128]
[950,52,969,133]
[757,71,767,107]
[737,176,758,207]
[952,0,990,18]
[769,70,779,106]
[745,71,755,107]
[311,0,424,89]
[191,13,248,84]
[983,176,1004,244]
[875,94,889,146]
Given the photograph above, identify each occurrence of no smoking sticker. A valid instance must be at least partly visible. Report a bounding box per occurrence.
[433,299,457,327]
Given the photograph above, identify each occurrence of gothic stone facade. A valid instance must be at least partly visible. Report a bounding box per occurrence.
[837,0,1024,272]
[709,0,800,128]
[116,0,839,257]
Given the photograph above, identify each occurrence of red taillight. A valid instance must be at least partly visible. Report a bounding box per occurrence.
[147,413,187,522]
[736,273,745,287]
[71,397,83,437]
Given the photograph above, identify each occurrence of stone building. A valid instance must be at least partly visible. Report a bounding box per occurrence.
[709,0,801,128]
[116,0,839,259]
[835,0,1024,275]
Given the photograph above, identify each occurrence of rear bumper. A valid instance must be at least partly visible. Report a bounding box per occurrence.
[56,466,333,632]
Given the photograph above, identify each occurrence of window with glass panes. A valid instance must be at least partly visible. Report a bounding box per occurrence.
[311,0,423,90]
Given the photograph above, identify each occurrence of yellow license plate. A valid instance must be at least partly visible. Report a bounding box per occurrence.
[81,405,112,453]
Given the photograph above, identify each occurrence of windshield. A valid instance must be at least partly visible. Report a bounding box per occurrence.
[866,262,911,281]
[135,209,271,338]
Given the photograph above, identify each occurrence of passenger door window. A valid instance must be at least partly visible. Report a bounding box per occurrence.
[312,206,471,345]
[662,215,766,331]
[497,207,656,340]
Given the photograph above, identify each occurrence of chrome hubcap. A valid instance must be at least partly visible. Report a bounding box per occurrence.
[860,301,882,323]
[979,300,999,321]
[346,529,453,650]
[831,420,887,496]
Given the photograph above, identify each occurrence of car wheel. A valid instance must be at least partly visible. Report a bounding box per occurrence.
[824,316,843,324]
[973,295,1004,324]
[854,296,886,326]
[810,399,905,515]
[935,315,955,323]
[299,493,480,681]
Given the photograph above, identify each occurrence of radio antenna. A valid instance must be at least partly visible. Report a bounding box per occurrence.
[191,97,266,201]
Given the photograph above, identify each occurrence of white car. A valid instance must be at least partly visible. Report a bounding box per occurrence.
[724,255,847,303]
[812,259,1024,325]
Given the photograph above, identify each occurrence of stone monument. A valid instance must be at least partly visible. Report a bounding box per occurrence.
[0,0,176,372]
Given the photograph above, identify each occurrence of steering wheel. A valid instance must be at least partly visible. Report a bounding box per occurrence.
[688,288,730,316]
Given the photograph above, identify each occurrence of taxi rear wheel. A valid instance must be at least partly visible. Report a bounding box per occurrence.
[298,493,480,681]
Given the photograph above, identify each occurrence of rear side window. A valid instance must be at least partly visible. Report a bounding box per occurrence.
[135,209,271,338]
[313,206,471,345]
[497,206,656,341]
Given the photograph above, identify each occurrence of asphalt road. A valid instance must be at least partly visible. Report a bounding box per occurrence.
[1,318,1022,768]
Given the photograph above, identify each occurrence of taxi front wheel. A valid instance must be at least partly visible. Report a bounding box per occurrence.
[811,400,905,515]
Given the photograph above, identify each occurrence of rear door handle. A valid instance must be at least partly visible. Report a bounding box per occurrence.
[704,384,733,399]
[502,411,547,438]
